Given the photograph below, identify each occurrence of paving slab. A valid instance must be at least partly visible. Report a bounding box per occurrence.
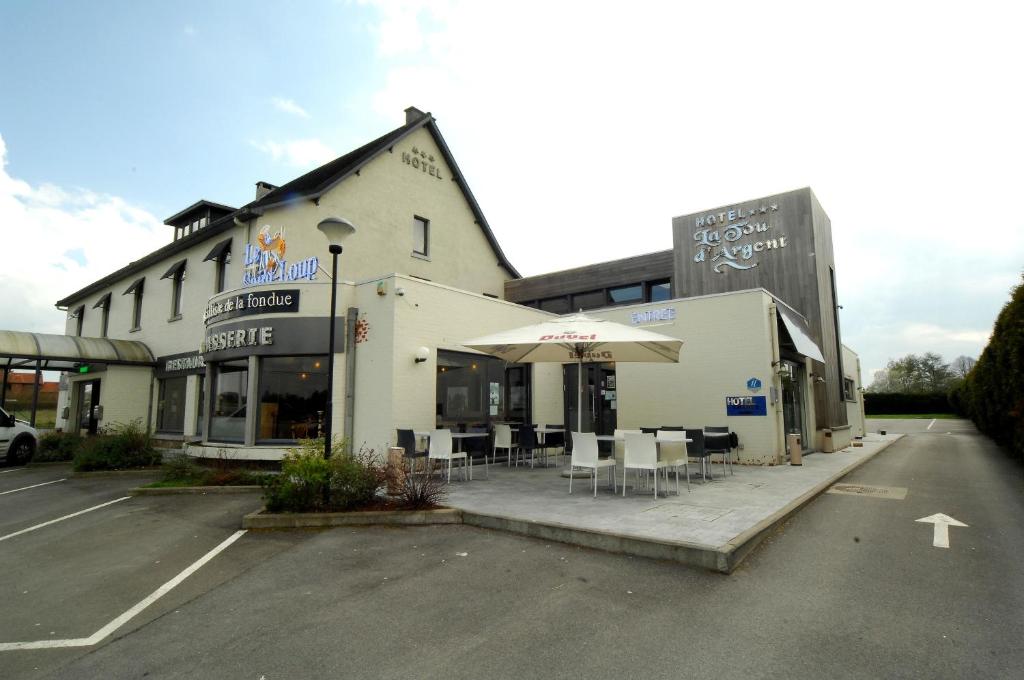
[444,433,903,572]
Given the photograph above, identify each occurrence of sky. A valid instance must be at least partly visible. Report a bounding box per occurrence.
[0,0,1021,382]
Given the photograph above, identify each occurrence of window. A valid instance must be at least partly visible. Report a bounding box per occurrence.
[647,279,671,302]
[171,268,185,319]
[100,303,109,338]
[215,252,229,293]
[436,350,529,426]
[412,216,429,257]
[572,290,606,311]
[256,356,327,442]
[72,306,84,336]
[156,377,187,433]
[843,378,856,402]
[609,284,643,305]
[209,360,248,442]
[123,278,144,331]
[539,296,571,314]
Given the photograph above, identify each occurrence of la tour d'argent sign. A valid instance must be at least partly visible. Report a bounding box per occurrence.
[691,202,790,273]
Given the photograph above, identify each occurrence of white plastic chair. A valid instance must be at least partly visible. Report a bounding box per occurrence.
[623,432,669,497]
[428,429,467,482]
[613,429,642,462]
[569,432,617,497]
[494,424,515,467]
[656,430,690,493]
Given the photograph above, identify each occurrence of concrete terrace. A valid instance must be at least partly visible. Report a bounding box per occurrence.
[444,433,903,572]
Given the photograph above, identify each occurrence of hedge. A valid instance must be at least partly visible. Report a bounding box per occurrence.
[863,392,951,415]
[953,275,1024,463]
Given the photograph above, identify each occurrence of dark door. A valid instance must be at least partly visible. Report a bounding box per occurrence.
[77,379,101,435]
[781,361,808,450]
[563,363,617,435]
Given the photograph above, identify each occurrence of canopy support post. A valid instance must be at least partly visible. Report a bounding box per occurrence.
[0,359,9,411]
[29,360,41,427]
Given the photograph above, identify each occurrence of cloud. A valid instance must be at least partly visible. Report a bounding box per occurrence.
[272,97,311,119]
[0,133,166,334]
[250,138,336,168]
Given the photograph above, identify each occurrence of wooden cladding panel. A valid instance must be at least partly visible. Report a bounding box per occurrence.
[504,250,674,302]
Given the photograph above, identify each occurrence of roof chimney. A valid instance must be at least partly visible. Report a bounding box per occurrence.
[404,106,427,124]
[255,181,277,200]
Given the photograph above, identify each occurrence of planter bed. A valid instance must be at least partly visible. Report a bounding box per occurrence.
[131,485,263,496]
[242,507,462,530]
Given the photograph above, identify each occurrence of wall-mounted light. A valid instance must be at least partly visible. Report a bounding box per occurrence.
[414,346,430,364]
[396,287,406,297]
[377,281,387,296]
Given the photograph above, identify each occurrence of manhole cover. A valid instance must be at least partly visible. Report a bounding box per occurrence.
[827,484,907,500]
[642,504,732,521]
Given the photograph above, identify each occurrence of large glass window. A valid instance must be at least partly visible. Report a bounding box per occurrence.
[256,356,327,442]
[539,296,570,314]
[609,284,643,305]
[648,279,671,302]
[436,350,529,427]
[572,290,606,311]
[209,360,248,442]
[156,377,187,433]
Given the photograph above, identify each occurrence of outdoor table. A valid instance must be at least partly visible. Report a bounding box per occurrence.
[414,431,488,479]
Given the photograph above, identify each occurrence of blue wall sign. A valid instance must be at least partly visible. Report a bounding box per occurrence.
[746,377,762,392]
[726,395,767,416]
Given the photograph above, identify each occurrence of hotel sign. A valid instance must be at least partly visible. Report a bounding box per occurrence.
[692,202,789,273]
[726,395,768,416]
[204,289,300,325]
[401,146,444,180]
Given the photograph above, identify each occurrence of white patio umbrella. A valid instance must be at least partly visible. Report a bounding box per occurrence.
[460,312,683,434]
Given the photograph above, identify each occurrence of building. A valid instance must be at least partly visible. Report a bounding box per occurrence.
[0,108,864,462]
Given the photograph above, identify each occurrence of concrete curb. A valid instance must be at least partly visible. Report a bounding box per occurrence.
[242,507,462,529]
[717,435,905,572]
[130,485,262,496]
[71,468,162,478]
[26,461,74,467]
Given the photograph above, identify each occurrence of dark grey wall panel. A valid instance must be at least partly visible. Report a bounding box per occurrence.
[505,250,674,302]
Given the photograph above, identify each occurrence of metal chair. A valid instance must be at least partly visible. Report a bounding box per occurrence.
[623,432,669,497]
[515,424,542,468]
[682,428,711,482]
[569,432,616,497]
[543,424,566,464]
[704,426,733,476]
[464,426,491,478]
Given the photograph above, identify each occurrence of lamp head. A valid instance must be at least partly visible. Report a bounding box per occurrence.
[414,346,430,364]
[317,217,357,251]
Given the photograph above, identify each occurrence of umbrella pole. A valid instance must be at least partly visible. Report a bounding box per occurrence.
[577,356,583,433]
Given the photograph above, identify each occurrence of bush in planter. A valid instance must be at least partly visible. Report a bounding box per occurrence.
[72,420,161,471]
[34,431,83,462]
[262,438,384,512]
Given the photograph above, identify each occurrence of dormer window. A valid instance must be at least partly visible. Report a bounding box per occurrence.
[165,201,235,242]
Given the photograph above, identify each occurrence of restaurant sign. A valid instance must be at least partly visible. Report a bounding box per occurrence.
[242,225,319,287]
[155,350,206,379]
[204,289,300,326]
[726,395,767,416]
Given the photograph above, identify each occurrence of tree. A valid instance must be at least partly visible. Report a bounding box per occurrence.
[949,355,977,379]
[867,352,956,393]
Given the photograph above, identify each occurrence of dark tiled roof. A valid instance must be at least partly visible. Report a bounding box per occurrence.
[163,199,237,226]
[56,108,519,307]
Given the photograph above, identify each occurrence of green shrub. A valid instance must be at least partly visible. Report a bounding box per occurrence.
[72,420,161,471]
[34,431,83,462]
[152,454,269,487]
[262,438,384,512]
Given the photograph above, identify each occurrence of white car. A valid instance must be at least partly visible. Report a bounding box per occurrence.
[1,407,38,465]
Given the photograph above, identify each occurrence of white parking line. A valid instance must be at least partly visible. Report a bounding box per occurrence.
[0,468,26,474]
[0,479,66,495]
[0,530,247,651]
[0,497,131,543]
[927,419,936,430]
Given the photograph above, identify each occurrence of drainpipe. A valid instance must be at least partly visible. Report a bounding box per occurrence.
[344,306,358,456]
[768,303,786,464]
[146,370,156,435]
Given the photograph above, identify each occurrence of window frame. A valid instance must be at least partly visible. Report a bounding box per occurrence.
[170,266,185,320]
[131,285,144,331]
[412,215,430,258]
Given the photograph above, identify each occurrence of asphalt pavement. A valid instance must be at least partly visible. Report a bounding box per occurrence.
[2,422,1022,679]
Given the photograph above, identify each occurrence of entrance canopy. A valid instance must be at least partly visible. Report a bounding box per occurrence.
[0,330,155,371]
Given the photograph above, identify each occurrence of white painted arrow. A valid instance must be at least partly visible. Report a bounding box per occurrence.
[916,513,968,548]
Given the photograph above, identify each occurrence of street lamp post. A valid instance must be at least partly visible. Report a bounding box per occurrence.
[317,217,357,458]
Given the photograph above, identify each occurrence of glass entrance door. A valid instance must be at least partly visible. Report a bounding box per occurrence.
[563,363,617,435]
[781,361,808,450]
[76,379,101,435]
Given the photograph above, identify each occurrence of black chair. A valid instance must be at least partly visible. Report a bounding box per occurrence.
[681,428,711,482]
[516,424,542,468]
[396,429,428,474]
[543,424,566,465]
[704,426,733,477]
[640,427,659,435]
[463,426,491,478]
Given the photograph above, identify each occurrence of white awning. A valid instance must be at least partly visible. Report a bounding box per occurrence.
[776,306,826,363]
